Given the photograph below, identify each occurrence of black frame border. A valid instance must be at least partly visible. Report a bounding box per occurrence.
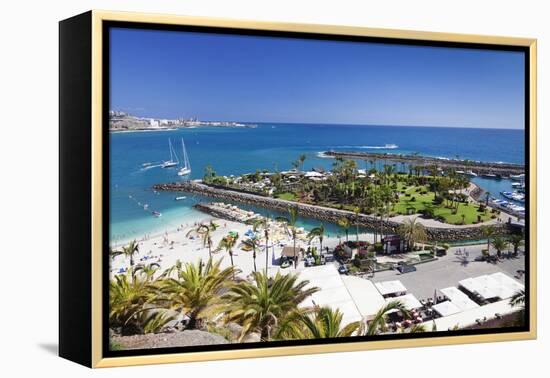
[101,20,531,359]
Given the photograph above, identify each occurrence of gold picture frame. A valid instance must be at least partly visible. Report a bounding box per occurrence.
[59,10,537,368]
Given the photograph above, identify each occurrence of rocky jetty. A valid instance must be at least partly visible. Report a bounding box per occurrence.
[324,151,525,176]
[194,202,263,223]
[154,181,512,241]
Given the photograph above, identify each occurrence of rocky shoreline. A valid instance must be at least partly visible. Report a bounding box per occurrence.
[154,181,512,241]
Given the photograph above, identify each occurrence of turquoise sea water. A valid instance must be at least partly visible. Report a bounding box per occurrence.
[110,124,525,244]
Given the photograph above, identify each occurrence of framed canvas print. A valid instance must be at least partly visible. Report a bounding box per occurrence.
[59,10,537,368]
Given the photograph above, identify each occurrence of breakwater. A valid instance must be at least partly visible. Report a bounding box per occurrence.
[323,151,525,176]
[153,181,512,241]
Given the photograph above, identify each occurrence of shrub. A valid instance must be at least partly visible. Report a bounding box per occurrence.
[421,208,435,218]
[433,196,444,205]
[374,242,383,253]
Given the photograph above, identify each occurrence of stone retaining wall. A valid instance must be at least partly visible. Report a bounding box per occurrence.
[154,181,512,241]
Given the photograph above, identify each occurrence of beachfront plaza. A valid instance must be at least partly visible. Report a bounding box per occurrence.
[110,210,525,333]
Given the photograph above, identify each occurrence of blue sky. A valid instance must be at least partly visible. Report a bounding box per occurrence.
[110,28,525,129]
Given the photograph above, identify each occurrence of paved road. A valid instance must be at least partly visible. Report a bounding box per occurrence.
[370,244,525,300]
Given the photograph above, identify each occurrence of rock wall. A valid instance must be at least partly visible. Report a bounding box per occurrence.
[154,181,512,242]
[324,151,525,176]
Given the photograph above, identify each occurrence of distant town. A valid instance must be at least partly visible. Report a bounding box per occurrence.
[109,110,256,132]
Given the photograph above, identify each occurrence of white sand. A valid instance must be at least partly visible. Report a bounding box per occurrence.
[109,217,376,279]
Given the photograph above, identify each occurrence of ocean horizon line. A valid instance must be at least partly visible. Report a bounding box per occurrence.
[249,121,524,131]
[112,114,524,131]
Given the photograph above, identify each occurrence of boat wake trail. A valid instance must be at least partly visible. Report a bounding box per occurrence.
[140,163,163,171]
[359,144,398,149]
[330,144,399,150]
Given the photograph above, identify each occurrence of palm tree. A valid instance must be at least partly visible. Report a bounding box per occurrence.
[397,218,427,251]
[338,217,351,243]
[187,221,218,258]
[218,234,239,273]
[307,224,325,254]
[111,240,140,266]
[491,236,508,259]
[509,289,525,308]
[249,217,271,274]
[242,238,259,272]
[481,225,495,254]
[222,271,319,341]
[275,306,360,339]
[361,300,410,336]
[277,207,299,268]
[161,258,237,329]
[509,289,526,327]
[109,268,165,335]
[298,154,306,172]
[133,262,161,281]
[485,191,491,206]
[509,234,524,256]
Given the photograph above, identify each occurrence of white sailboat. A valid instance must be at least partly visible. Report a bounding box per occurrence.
[162,138,179,168]
[178,138,192,176]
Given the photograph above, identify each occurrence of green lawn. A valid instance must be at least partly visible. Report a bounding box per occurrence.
[392,185,492,225]
[276,192,297,201]
[275,181,492,225]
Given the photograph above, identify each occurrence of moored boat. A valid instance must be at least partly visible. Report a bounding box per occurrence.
[177,138,192,176]
[500,191,525,203]
[162,138,179,168]
[510,173,525,181]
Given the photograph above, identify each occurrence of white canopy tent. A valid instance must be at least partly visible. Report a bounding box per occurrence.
[341,275,386,318]
[489,272,524,299]
[458,276,499,301]
[432,301,462,317]
[375,280,407,297]
[440,287,480,311]
[299,265,363,325]
[304,171,325,178]
[424,299,517,331]
[385,293,422,311]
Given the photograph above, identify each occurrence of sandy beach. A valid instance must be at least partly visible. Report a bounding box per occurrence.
[109,216,376,279]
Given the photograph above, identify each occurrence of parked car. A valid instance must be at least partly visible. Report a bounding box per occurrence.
[397,264,417,274]
[338,265,349,275]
